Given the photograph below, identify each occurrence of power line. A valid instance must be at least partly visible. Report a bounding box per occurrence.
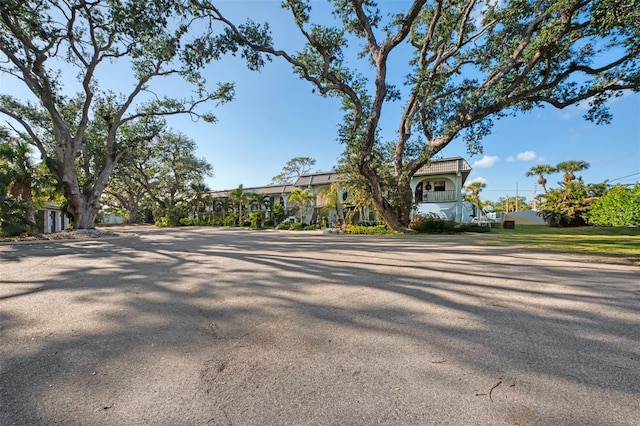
[608,171,640,182]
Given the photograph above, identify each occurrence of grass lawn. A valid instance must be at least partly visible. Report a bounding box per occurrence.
[476,225,640,265]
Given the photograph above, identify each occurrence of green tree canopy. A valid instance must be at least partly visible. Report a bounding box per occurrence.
[103,128,213,223]
[0,0,269,229]
[588,184,640,227]
[556,160,590,183]
[207,0,640,231]
[526,164,557,194]
[270,157,317,185]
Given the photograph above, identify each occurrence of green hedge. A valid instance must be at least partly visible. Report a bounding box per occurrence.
[344,224,396,235]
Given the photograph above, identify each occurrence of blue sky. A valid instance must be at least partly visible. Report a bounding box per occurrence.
[2,1,639,203]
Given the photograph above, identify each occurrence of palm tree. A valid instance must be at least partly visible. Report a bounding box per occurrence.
[215,197,232,220]
[248,192,270,213]
[344,186,376,225]
[464,181,486,218]
[189,182,210,218]
[525,164,556,194]
[229,184,249,225]
[318,182,345,225]
[288,188,315,223]
[556,160,589,183]
[0,137,37,227]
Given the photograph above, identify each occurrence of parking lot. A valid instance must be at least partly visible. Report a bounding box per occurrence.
[1,226,639,425]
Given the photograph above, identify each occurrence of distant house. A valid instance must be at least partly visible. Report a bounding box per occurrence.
[208,157,474,225]
[38,203,70,233]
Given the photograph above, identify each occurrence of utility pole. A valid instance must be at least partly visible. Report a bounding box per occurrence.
[532,184,537,210]
[515,182,519,212]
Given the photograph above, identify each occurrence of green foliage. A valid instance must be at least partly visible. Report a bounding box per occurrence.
[215,0,640,231]
[409,215,492,233]
[0,194,29,237]
[178,215,220,226]
[456,224,493,233]
[588,184,640,227]
[537,180,605,227]
[249,210,264,228]
[105,125,213,223]
[409,215,458,234]
[153,216,173,227]
[276,220,319,231]
[0,1,270,228]
[491,196,530,213]
[489,225,640,262]
[288,188,315,222]
[556,160,590,182]
[154,206,188,227]
[344,224,396,235]
[270,157,316,185]
[228,185,250,225]
[223,213,238,227]
[277,221,293,230]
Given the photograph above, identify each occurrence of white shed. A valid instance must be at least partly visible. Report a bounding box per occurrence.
[39,203,70,233]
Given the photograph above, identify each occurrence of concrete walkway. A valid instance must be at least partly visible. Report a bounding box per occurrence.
[1,226,638,425]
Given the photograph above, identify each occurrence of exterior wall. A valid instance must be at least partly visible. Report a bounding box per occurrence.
[40,207,70,233]
[410,173,467,222]
[415,201,475,223]
[100,214,126,224]
[503,210,545,225]
[209,158,472,225]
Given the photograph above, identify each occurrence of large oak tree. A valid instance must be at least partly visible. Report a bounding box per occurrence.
[103,126,213,223]
[204,0,640,231]
[0,0,268,228]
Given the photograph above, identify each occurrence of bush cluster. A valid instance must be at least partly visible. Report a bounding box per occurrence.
[587,184,640,227]
[344,224,395,235]
[409,215,492,234]
[409,216,457,233]
[277,221,320,231]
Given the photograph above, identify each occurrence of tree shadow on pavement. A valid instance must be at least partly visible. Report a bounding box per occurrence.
[1,227,638,425]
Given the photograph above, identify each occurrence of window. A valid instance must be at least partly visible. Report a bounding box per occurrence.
[434,180,446,191]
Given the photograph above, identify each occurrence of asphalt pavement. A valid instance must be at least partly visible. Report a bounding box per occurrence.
[1,226,638,425]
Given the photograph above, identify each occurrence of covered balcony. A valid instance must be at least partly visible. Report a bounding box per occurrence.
[414,179,459,203]
[417,189,457,203]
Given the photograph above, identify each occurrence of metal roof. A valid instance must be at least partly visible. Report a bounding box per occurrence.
[209,158,472,196]
[293,172,343,187]
[414,157,472,183]
[208,184,295,198]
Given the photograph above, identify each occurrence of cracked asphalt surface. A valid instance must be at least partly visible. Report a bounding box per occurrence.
[1,226,639,425]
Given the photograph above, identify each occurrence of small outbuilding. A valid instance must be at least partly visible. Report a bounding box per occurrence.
[38,203,70,233]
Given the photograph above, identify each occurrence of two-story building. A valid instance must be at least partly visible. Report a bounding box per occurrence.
[411,157,473,222]
[208,157,474,225]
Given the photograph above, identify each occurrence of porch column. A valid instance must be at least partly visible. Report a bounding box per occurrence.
[409,179,419,204]
[43,210,50,234]
[455,171,463,222]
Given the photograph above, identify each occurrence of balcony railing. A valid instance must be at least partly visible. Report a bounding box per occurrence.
[418,190,457,203]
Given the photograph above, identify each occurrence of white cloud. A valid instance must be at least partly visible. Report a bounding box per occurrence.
[465,177,489,187]
[473,155,499,168]
[506,156,515,162]
[516,151,537,161]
